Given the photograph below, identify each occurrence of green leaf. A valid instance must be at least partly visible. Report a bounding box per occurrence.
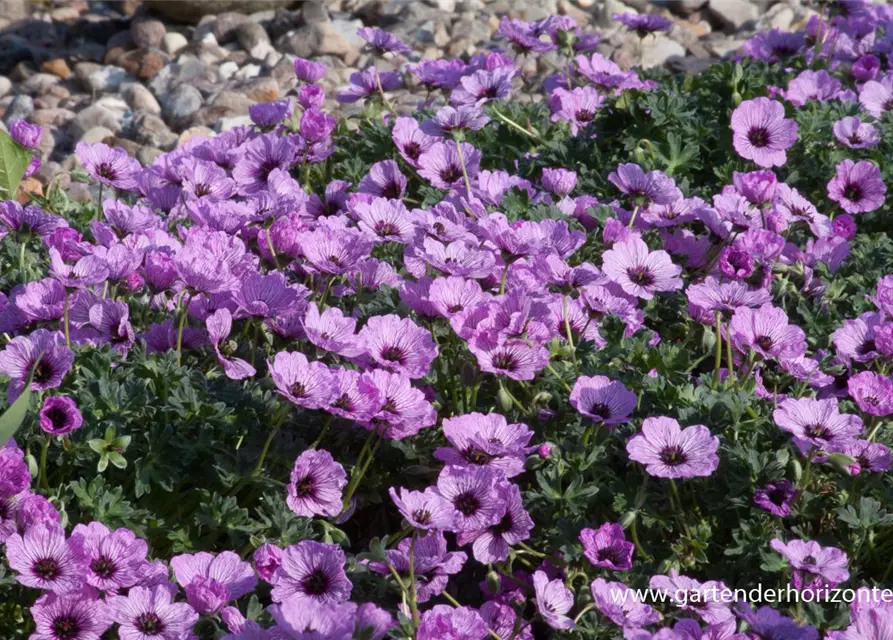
[0,386,31,446]
[0,129,34,200]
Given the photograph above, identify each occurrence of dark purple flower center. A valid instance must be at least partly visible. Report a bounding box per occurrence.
[626,267,655,287]
[440,165,462,184]
[447,304,464,313]
[33,360,54,385]
[491,353,518,372]
[857,340,876,356]
[295,475,315,498]
[659,445,687,466]
[33,558,60,580]
[91,555,117,579]
[135,612,164,634]
[883,98,893,112]
[587,402,612,419]
[96,163,116,180]
[403,142,421,161]
[747,127,770,148]
[596,545,625,565]
[0,499,8,520]
[464,447,493,465]
[454,492,480,515]
[259,160,280,181]
[412,509,432,524]
[374,221,400,238]
[754,335,774,352]
[804,424,831,440]
[801,555,816,566]
[45,406,69,430]
[492,511,514,534]
[302,569,330,595]
[766,487,789,506]
[194,183,212,197]
[848,134,862,145]
[52,616,80,640]
[576,109,594,123]
[843,183,863,202]
[482,86,500,99]
[380,346,406,364]
[290,382,307,398]
[327,255,343,268]
[381,182,402,199]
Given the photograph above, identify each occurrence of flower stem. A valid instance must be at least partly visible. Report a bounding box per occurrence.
[175,291,191,366]
[341,431,381,513]
[713,312,722,387]
[545,364,573,393]
[627,204,640,229]
[454,139,474,199]
[38,436,51,493]
[310,415,334,449]
[490,107,543,141]
[63,290,71,348]
[253,404,290,477]
[408,532,420,627]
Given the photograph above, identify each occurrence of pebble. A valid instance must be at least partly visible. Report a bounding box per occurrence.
[218,60,239,81]
[162,32,189,55]
[127,112,179,149]
[213,12,251,43]
[68,104,124,140]
[121,82,162,115]
[78,125,116,144]
[131,18,166,49]
[136,145,163,166]
[162,83,203,130]
[117,48,169,80]
[40,58,73,79]
[0,76,11,99]
[707,0,759,30]
[3,94,34,123]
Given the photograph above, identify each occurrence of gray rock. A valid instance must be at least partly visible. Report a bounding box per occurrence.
[301,0,329,24]
[218,61,239,81]
[234,63,262,80]
[162,32,189,55]
[137,145,164,166]
[19,73,60,97]
[642,35,687,68]
[707,0,759,30]
[216,115,253,131]
[3,94,34,123]
[275,19,364,65]
[0,76,11,98]
[75,63,131,93]
[236,22,270,50]
[131,18,166,49]
[145,0,298,24]
[212,90,255,113]
[212,12,251,42]
[78,125,116,145]
[162,84,203,130]
[149,58,219,96]
[666,0,708,15]
[121,82,162,115]
[29,108,77,127]
[68,104,124,140]
[127,112,179,149]
[423,0,456,12]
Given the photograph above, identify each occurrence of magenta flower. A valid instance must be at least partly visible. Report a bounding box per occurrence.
[114,585,199,640]
[590,578,660,628]
[580,522,635,571]
[303,303,363,358]
[357,26,411,55]
[783,70,841,107]
[0,444,30,499]
[427,276,486,319]
[0,329,75,398]
[268,351,335,410]
[569,375,637,426]
[770,538,849,591]
[773,397,863,452]
[729,304,806,361]
[367,531,466,603]
[754,480,798,517]
[613,12,672,36]
[730,98,798,168]
[389,486,457,530]
[847,371,893,417]
[30,592,112,640]
[435,412,533,478]
[608,163,681,207]
[325,369,384,423]
[206,309,256,381]
[360,369,437,440]
[470,342,550,381]
[37,396,83,436]
[16,278,65,321]
[833,117,880,149]
[841,440,892,474]
[271,540,352,604]
[460,483,533,564]
[392,117,436,167]
[650,571,732,623]
[171,551,257,614]
[287,449,347,519]
[5,524,86,593]
[352,197,415,244]
[602,237,682,300]
[268,598,356,638]
[533,570,575,631]
[541,168,578,197]
[451,68,515,107]
[417,605,489,640]
[359,314,438,379]
[549,86,604,136]
[69,521,148,591]
[421,105,489,138]
[626,417,719,479]
[436,465,508,533]
[253,543,283,583]
[408,59,466,91]
[418,141,481,191]
[827,160,886,214]
[299,227,374,276]
[858,75,893,119]
[832,312,883,363]
[75,142,140,190]
[337,67,401,103]
[358,160,407,200]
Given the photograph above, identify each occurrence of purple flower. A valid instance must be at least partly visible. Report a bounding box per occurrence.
[297,83,325,109]
[206,309,256,381]
[858,75,893,119]
[352,197,415,244]
[827,159,886,214]
[38,396,84,436]
[359,314,438,379]
[773,397,863,452]
[754,480,798,517]
[770,538,849,591]
[299,227,374,275]
[783,70,841,107]
[294,57,327,83]
[114,585,199,640]
[367,531,466,603]
[271,540,352,604]
[358,26,411,55]
[498,17,556,54]
[436,465,508,533]
[729,304,806,361]
[480,601,532,640]
[171,551,257,614]
[421,106,489,138]
[389,486,456,530]
[0,202,67,238]
[287,449,347,519]
[613,12,672,36]
[30,592,112,640]
[435,412,533,478]
[5,524,85,593]
[409,59,467,90]
[253,543,282,583]
[533,570,575,631]
[0,329,74,398]
[418,141,481,191]
[427,276,486,319]
[268,351,335,410]
[460,482,534,564]
[69,521,148,591]
[570,375,637,426]
[470,342,550,381]
[609,164,682,207]
[541,168,578,197]
[451,68,516,107]
[626,417,720,479]
[590,578,660,628]
[417,605,489,640]
[392,117,436,167]
[833,117,880,149]
[75,142,140,190]
[602,237,682,300]
[360,369,437,440]
[358,159,407,200]
[833,312,883,363]
[718,246,755,280]
[0,444,30,499]
[650,571,733,624]
[16,278,66,321]
[736,604,818,640]
[302,303,363,358]
[10,120,42,148]
[337,68,402,104]
[580,522,635,571]
[730,98,799,168]
[840,440,892,474]
[232,134,296,195]
[549,86,604,136]
[847,371,893,417]
[49,250,109,289]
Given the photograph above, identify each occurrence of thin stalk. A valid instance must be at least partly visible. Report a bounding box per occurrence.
[265,227,282,270]
[454,139,474,198]
[725,322,735,386]
[374,66,396,114]
[408,532,420,627]
[63,290,71,348]
[628,515,651,561]
[713,312,722,387]
[175,293,191,366]
[18,241,26,277]
[499,263,510,295]
[573,603,596,624]
[341,431,381,512]
[545,363,573,393]
[867,416,884,442]
[310,415,334,449]
[627,204,641,229]
[562,295,575,351]
[38,436,51,493]
[490,107,543,141]
[668,479,691,537]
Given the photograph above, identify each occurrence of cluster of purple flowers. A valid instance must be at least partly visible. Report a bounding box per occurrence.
[1,3,892,639]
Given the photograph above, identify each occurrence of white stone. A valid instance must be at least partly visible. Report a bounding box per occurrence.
[642,35,686,69]
[218,61,239,81]
[216,115,253,131]
[707,0,758,29]
[199,31,219,46]
[234,63,262,80]
[249,41,275,60]
[162,32,189,55]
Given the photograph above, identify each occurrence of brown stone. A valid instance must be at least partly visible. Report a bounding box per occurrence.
[104,46,130,66]
[232,77,279,103]
[40,58,72,79]
[17,177,43,204]
[116,48,168,80]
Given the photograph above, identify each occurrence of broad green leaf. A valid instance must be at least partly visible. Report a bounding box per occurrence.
[0,130,33,200]
[0,386,32,446]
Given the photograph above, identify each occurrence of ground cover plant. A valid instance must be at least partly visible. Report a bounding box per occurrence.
[2,2,893,638]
